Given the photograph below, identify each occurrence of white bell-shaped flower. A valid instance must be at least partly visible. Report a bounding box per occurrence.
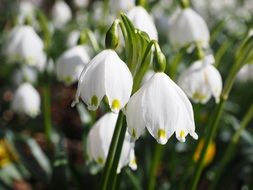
[5,25,46,71]
[169,8,210,49]
[56,45,90,85]
[51,1,72,29]
[87,112,136,173]
[73,49,133,113]
[126,72,198,144]
[17,0,36,25]
[127,6,158,40]
[177,57,222,104]
[12,83,41,118]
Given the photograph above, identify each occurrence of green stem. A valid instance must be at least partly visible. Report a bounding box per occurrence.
[42,85,52,146]
[86,29,100,53]
[208,104,253,190]
[100,111,124,190]
[110,119,127,190]
[147,143,164,190]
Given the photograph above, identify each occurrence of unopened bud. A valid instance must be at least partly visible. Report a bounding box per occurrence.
[153,42,166,72]
[105,20,120,49]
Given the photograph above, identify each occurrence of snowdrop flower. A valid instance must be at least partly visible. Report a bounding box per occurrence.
[56,45,90,85]
[17,0,36,25]
[87,113,137,173]
[126,72,198,144]
[12,83,41,118]
[127,6,158,40]
[51,1,72,29]
[5,25,46,71]
[237,64,253,82]
[73,49,133,113]
[169,8,210,49]
[177,57,222,104]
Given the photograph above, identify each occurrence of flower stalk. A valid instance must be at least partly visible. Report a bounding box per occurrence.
[100,111,124,190]
[42,84,52,147]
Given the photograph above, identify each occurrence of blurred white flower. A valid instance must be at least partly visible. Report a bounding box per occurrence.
[237,64,253,82]
[110,0,135,13]
[5,25,46,71]
[126,72,198,144]
[17,0,36,25]
[87,112,136,173]
[56,45,90,85]
[73,0,89,8]
[73,49,133,113]
[12,83,41,118]
[169,8,209,49]
[51,1,72,29]
[178,57,222,104]
[66,30,80,48]
[127,6,158,40]
[12,65,38,85]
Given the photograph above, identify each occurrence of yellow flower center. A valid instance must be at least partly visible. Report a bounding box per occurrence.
[179,130,185,139]
[158,129,166,140]
[112,99,120,110]
[91,95,98,107]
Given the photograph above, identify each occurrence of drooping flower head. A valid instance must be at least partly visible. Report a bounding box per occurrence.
[73,49,133,113]
[56,45,90,85]
[5,25,46,71]
[177,56,222,104]
[126,72,198,144]
[169,8,210,49]
[87,112,137,173]
[51,1,72,29]
[12,83,41,118]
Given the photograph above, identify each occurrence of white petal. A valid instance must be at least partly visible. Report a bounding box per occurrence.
[12,83,41,117]
[87,113,118,164]
[79,50,108,110]
[205,65,223,103]
[104,50,133,113]
[177,60,212,104]
[51,1,72,29]
[126,87,146,140]
[169,8,209,48]
[142,73,178,144]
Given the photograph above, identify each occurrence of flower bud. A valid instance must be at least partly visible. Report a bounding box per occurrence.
[153,42,166,72]
[105,20,120,49]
